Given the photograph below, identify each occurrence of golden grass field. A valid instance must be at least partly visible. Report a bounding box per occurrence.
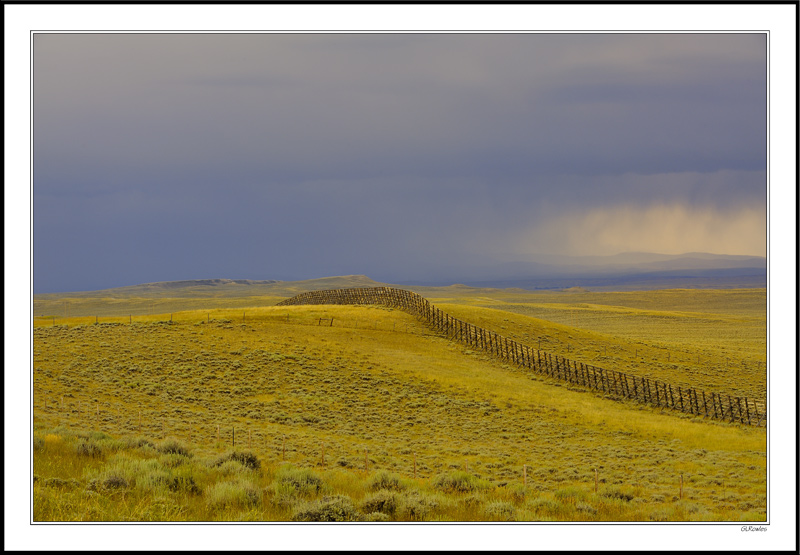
[32,281,766,522]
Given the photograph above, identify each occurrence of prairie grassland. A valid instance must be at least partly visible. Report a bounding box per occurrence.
[424,288,766,400]
[33,295,287,319]
[32,288,766,522]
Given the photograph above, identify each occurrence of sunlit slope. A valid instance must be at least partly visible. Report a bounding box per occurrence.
[34,303,765,521]
[33,295,288,319]
[427,300,765,401]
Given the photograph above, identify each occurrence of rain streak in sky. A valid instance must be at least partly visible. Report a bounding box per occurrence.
[33,33,766,292]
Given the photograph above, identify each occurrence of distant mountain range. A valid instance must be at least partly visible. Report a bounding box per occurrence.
[34,252,766,297]
[32,275,388,299]
[396,252,766,291]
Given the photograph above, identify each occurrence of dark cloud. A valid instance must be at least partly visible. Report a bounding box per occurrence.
[33,33,767,292]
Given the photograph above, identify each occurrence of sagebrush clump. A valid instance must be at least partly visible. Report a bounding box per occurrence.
[213,451,260,470]
[205,478,261,510]
[433,471,489,494]
[291,495,362,522]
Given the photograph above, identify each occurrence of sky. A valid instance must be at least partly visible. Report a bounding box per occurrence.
[33,33,767,293]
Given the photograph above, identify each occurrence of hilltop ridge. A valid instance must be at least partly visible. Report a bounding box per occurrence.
[33,275,390,300]
[33,247,768,300]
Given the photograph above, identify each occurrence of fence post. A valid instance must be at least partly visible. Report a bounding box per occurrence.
[276,287,769,427]
[756,404,766,426]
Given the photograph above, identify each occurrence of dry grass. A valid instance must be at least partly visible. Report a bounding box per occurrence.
[32,287,766,521]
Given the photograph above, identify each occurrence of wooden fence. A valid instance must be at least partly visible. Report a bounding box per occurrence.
[277,287,766,427]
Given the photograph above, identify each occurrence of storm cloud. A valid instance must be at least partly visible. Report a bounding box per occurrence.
[33,33,767,292]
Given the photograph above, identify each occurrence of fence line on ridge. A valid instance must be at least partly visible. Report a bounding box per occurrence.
[277,287,766,427]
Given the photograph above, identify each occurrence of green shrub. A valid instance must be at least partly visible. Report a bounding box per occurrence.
[76,440,104,458]
[676,501,709,517]
[41,477,81,490]
[367,471,405,492]
[291,495,363,522]
[364,511,391,522]
[101,473,130,490]
[157,438,191,457]
[205,479,261,510]
[128,459,172,493]
[76,430,113,442]
[649,508,674,521]
[600,487,635,502]
[86,454,173,494]
[213,451,260,471]
[432,471,489,494]
[123,436,156,451]
[397,491,446,521]
[273,465,324,496]
[361,490,400,516]
[506,483,528,502]
[217,460,253,476]
[169,466,201,495]
[87,470,130,492]
[484,501,516,521]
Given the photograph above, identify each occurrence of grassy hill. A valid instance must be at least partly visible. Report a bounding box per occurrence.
[32,279,766,521]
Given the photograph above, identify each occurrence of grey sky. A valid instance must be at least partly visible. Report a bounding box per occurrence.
[33,33,766,293]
